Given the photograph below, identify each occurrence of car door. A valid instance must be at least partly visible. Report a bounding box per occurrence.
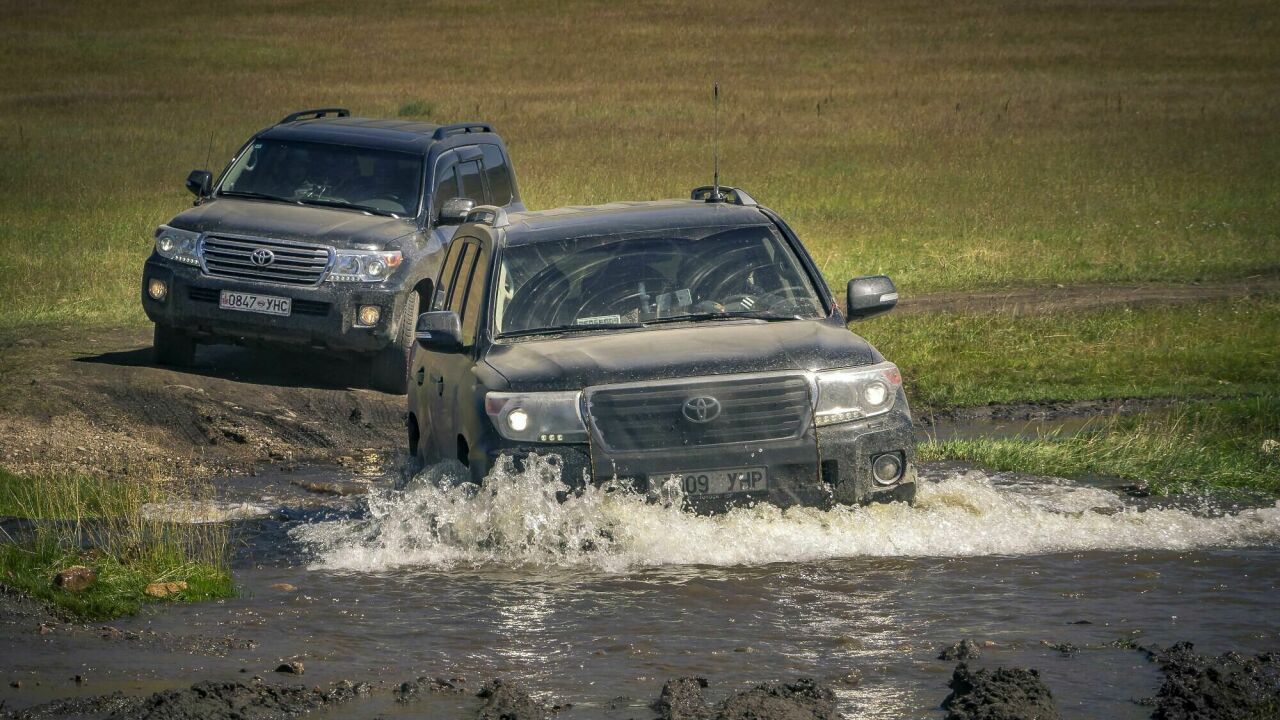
[411,237,466,461]
[427,235,488,465]
[426,146,483,253]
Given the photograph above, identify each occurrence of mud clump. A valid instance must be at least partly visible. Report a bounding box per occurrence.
[653,677,837,720]
[2,680,369,719]
[942,663,1061,720]
[940,639,983,661]
[395,675,465,702]
[1150,641,1280,720]
[476,678,550,720]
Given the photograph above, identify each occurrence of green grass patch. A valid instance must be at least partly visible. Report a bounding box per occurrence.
[0,468,234,620]
[920,396,1280,495]
[863,297,1280,409]
[2,0,1279,327]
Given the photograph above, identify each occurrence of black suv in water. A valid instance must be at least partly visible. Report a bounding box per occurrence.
[141,108,523,392]
[407,188,915,509]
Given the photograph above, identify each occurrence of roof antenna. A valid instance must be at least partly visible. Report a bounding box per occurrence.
[709,81,723,203]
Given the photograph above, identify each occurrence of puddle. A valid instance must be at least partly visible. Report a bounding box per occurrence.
[2,459,1278,719]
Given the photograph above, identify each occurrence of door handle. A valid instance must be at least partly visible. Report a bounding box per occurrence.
[429,373,444,396]
[415,368,426,386]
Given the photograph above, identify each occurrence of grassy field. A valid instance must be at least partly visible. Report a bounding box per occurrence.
[1,0,1279,328]
[0,469,233,619]
[865,296,1280,408]
[920,396,1280,495]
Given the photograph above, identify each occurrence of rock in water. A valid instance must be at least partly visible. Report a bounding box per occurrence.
[476,679,549,720]
[52,566,97,593]
[274,661,304,675]
[1150,641,1280,720]
[144,581,188,598]
[717,678,837,720]
[942,663,1061,720]
[940,639,983,661]
[653,677,710,720]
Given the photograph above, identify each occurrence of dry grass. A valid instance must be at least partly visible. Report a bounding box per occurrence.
[1,0,1278,327]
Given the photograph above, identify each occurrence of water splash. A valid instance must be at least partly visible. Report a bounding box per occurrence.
[291,456,1280,572]
[142,500,271,524]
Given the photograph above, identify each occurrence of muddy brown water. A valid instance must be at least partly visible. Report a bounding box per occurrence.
[3,459,1277,719]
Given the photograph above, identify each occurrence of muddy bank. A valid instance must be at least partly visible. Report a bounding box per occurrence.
[0,327,403,481]
[1149,642,1280,719]
[2,679,370,720]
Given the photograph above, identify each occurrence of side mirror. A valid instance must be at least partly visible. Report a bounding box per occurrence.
[846,275,898,320]
[415,311,464,352]
[438,197,475,225]
[186,169,213,198]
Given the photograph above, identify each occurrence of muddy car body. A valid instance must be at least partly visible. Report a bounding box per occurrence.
[141,108,523,392]
[407,188,915,509]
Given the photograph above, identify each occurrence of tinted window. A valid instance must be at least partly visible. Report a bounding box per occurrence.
[432,239,467,311]
[481,145,513,206]
[457,160,484,204]
[431,161,459,217]
[492,225,823,336]
[219,139,423,217]
[449,243,478,315]
[460,248,490,345]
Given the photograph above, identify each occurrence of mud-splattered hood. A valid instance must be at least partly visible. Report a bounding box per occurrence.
[167,198,418,249]
[483,318,882,391]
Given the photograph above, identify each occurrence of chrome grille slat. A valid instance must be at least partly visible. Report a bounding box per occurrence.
[200,235,332,286]
[587,374,812,451]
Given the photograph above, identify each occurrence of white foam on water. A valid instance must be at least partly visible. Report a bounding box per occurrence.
[290,456,1280,572]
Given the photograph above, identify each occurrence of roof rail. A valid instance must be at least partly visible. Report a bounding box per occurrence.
[690,186,758,206]
[278,107,350,124]
[464,205,509,228]
[432,122,493,140]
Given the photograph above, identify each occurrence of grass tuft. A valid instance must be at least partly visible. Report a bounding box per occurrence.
[397,99,436,118]
[0,468,234,620]
[920,396,1280,495]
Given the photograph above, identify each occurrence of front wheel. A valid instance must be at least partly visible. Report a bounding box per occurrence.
[369,291,419,394]
[153,324,196,366]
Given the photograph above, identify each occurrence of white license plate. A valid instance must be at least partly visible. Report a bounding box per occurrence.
[219,290,291,317]
[657,467,769,496]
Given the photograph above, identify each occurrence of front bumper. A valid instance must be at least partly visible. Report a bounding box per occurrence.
[141,257,408,354]
[479,403,916,510]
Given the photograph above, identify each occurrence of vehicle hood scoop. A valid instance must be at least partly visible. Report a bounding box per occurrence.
[484,319,881,391]
[169,198,415,249]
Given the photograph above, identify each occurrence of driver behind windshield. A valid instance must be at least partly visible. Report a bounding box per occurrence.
[493,225,823,336]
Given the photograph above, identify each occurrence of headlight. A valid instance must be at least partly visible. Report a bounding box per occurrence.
[327,250,403,282]
[154,226,201,266]
[812,362,902,427]
[484,391,587,443]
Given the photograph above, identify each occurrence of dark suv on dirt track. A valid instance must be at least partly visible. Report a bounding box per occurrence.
[140,108,523,392]
[407,188,915,510]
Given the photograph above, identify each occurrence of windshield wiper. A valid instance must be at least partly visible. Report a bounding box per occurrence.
[219,190,300,204]
[498,322,644,339]
[642,310,802,326]
[295,197,399,218]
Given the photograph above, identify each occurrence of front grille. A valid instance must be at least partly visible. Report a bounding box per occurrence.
[587,374,812,451]
[200,235,331,286]
[187,286,329,316]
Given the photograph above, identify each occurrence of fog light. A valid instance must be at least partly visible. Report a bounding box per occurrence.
[356,305,381,327]
[507,408,529,433]
[147,279,168,302]
[872,452,903,486]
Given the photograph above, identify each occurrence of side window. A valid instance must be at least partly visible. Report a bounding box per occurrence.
[459,247,490,345]
[448,243,479,315]
[432,239,466,311]
[481,145,513,206]
[457,160,484,204]
[431,160,459,218]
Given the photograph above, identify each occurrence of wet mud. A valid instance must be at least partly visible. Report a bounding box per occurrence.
[942,664,1060,720]
[1149,642,1280,720]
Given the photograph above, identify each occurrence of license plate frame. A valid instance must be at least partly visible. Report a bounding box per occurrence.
[653,467,769,497]
[218,290,292,317]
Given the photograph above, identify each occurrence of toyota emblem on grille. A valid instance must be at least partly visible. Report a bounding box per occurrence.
[682,396,721,423]
[250,248,275,266]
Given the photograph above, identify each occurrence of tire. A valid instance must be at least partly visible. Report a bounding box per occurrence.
[153,324,196,366]
[369,291,418,394]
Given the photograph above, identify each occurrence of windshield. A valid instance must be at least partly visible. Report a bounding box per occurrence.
[493,225,826,337]
[218,139,423,217]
